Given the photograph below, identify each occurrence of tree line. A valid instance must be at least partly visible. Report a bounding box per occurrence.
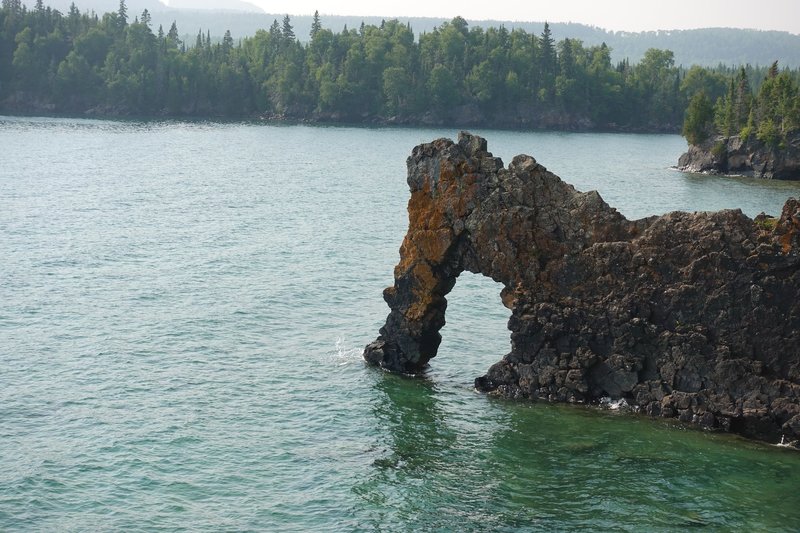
[1,0,799,134]
[683,63,800,148]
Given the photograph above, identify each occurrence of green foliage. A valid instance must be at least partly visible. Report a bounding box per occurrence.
[427,64,458,110]
[701,64,800,150]
[754,216,778,231]
[757,118,780,148]
[711,140,727,158]
[310,11,321,39]
[713,75,746,137]
[681,65,727,102]
[2,1,799,133]
[682,91,714,145]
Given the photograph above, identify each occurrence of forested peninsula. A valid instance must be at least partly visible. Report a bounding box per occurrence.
[679,65,800,179]
[2,0,800,133]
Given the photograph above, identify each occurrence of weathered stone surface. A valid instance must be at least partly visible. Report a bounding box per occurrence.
[678,133,800,180]
[365,132,800,446]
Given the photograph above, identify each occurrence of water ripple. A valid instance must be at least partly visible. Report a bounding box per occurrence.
[1,116,799,531]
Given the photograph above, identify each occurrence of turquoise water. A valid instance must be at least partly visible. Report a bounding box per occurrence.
[1,116,799,531]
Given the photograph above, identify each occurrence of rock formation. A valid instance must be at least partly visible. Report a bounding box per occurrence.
[364,132,800,446]
[678,132,800,179]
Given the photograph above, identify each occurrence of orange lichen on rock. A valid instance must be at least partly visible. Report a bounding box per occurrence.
[409,229,454,264]
[405,262,439,321]
[407,184,446,231]
[775,198,800,254]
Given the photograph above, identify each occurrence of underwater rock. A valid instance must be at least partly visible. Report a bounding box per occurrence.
[364,132,800,446]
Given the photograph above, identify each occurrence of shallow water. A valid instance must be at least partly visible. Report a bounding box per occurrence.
[1,116,799,531]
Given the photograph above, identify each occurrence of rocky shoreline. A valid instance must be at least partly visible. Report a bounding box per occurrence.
[0,95,678,133]
[364,132,800,447]
[678,132,800,180]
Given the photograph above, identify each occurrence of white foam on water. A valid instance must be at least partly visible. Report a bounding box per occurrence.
[330,336,364,366]
[599,397,632,411]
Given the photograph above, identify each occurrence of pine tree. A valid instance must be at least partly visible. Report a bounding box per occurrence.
[141,8,151,28]
[167,21,180,47]
[733,67,751,134]
[768,60,779,79]
[117,0,127,27]
[540,22,556,72]
[310,10,321,39]
[269,19,280,39]
[683,91,714,145]
[539,22,557,102]
[282,14,294,42]
[222,29,233,54]
[715,77,736,136]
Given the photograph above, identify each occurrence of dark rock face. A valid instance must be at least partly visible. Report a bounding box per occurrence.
[678,133,800,180]
[364,132,800,446]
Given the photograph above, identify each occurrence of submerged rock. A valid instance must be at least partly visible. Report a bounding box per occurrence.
[678,133,800,180]
[364,132,800,446]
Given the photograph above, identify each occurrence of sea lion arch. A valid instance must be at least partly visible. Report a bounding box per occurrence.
[363,132,800,446]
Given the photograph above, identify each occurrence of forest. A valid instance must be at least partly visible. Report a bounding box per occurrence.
[683,64,800,148]
[1,0,799,134]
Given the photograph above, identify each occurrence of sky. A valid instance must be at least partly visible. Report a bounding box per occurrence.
[245,0,800,34]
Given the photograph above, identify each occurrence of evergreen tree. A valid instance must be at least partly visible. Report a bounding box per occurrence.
[733,67,751,133]
[269,19,280,39]
[540,22,556,72]
[282,14,294,42]
[683,91,714,144]
[715,78,735,136]
[222,29,233,54]
[167,21,180,48]
[310,10,321,39]
[539,22,557,101]
[117,0,127,27]
[768,60,779,79]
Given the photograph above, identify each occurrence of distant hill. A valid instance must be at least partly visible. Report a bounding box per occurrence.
[29,2,800,67]
[32,0,263,14]
[42,0,165,13]
[163,0,263,13]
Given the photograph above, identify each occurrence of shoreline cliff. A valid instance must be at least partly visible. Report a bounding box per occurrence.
[678,133,800,180]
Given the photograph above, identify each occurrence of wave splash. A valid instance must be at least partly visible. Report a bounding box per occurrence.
[330,336,363,366]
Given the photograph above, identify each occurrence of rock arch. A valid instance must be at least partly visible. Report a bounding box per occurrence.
[364,132,800,446]
[364,133,633,373]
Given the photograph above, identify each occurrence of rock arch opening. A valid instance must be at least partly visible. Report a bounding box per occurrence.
[432,272,511,381]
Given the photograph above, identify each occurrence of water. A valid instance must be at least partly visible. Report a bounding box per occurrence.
[1,116,799,531]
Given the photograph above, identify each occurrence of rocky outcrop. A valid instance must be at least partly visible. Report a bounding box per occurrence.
[364,132,800,446]
[678,133,800,179]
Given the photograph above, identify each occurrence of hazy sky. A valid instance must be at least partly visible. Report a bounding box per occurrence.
[247,0,800,33]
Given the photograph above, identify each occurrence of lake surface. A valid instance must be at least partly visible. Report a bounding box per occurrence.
[1,116,799,531]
